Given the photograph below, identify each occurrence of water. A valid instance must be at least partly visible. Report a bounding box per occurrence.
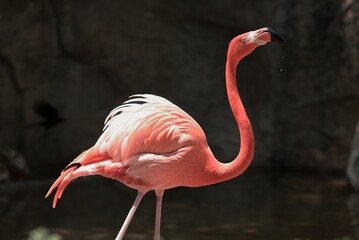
[0,170,354,240]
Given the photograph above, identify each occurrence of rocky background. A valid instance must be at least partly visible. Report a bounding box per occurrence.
[0,0,358,180]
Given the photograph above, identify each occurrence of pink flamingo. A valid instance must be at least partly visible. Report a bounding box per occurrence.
[46,27,285,240]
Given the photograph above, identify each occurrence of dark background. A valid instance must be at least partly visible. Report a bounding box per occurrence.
[1,1,359,240]
[0,0,358,180]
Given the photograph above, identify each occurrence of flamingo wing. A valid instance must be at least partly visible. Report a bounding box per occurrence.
[95,94,206,162]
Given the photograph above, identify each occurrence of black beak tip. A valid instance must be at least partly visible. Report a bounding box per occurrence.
[265,28,287,44]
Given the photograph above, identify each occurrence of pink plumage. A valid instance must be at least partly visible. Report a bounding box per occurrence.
[46,28,285,240]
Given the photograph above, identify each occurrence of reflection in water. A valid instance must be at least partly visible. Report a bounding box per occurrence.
[0,171,355,240]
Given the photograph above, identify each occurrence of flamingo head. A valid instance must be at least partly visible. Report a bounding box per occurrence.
[228,27,286,61]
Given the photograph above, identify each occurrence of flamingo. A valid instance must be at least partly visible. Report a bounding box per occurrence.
[46,27,285,240]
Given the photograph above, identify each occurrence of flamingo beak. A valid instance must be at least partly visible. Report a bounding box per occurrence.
[263,28,287,44]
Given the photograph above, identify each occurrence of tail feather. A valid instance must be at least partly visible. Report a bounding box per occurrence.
[53,170,73,207]
[62,148,105,171]
[46,167,79,208]
[45,171,67,198]
[45,147,110,208]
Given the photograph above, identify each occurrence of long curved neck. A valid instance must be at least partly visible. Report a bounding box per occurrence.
[207,51,255,183]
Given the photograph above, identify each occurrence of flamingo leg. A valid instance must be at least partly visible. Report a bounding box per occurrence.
[115,191,145,240]
[154,190,164,240]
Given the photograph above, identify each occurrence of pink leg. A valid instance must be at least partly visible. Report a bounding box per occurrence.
[154,190,164,240]
[115,191,145,240]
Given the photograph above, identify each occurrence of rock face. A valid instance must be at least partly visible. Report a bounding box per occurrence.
[273,0,359,170]
[0,146,28,182]
[347,122,359,189]
[0,0,358,178]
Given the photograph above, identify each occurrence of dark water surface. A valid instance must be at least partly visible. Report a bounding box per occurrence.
[0,170,355,240]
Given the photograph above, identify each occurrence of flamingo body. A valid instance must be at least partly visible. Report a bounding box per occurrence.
[47,95,214,206]
[46,27,286,240]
